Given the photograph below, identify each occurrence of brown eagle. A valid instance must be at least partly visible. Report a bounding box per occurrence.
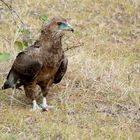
[2,17,74,111]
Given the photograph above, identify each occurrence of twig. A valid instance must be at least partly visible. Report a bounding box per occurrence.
[0,0,24,25]
[0,85,27,106]
[0,35,11,45]
[10,85,16,109]
[8,94,27,106]
[64,43,83,52]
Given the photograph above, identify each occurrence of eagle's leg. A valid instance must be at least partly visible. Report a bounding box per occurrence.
[24,84,41,110]
[40,86,54,111]
[32,100,41,110]
[40,86,49,111]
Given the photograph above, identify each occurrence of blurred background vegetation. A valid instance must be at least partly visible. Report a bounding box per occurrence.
[0,0,140,139]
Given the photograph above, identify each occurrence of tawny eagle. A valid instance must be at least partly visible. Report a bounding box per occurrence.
[2,17,74,111]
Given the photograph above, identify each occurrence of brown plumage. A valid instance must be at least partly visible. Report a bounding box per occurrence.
[2,17,74,110]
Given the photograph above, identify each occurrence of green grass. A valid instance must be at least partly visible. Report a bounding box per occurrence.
[0,0,140,139]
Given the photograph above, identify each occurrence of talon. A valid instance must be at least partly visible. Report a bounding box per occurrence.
[32,100,42,111]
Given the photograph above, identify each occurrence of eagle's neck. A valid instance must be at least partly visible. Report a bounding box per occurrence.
[39,30,63,49]
[38,30,64,67]
[40,30,63,44]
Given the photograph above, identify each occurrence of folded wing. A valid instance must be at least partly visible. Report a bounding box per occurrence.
[2,52,42,89]
[53,57,68,84]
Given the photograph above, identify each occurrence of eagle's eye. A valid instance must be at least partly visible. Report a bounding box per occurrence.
[57,22,63,25]
[57,21,74,32]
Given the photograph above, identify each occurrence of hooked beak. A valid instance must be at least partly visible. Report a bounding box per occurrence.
[59,22,74,32]
[66,23,74,32]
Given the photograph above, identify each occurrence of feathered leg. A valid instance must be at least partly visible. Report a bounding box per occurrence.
[40,86,49,111]
[40,83,54,111]
[24,83,41,111]
[32,100,41,110]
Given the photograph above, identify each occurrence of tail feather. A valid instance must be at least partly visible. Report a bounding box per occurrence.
[2,70,18,90]
[2,80,11,89]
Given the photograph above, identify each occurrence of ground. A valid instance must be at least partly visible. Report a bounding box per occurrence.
[0,0,140,140]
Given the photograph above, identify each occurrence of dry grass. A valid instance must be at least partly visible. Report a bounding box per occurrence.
[0,0,140,139]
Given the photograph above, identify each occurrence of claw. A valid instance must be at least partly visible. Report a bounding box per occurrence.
[32,100,42,111]
[40,97,54,112]
[40,97,48,108]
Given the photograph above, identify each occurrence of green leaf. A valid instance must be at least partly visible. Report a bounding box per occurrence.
[23,41,28,47]
[14,41,26,51]
[18,28,30,34]
[0,52,11,61]
[39,15,48,21]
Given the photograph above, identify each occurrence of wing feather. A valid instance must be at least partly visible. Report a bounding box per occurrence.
[53,57,68,84]
[12,52,42,81]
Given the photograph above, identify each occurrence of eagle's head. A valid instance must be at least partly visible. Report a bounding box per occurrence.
[41,17,74,35]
